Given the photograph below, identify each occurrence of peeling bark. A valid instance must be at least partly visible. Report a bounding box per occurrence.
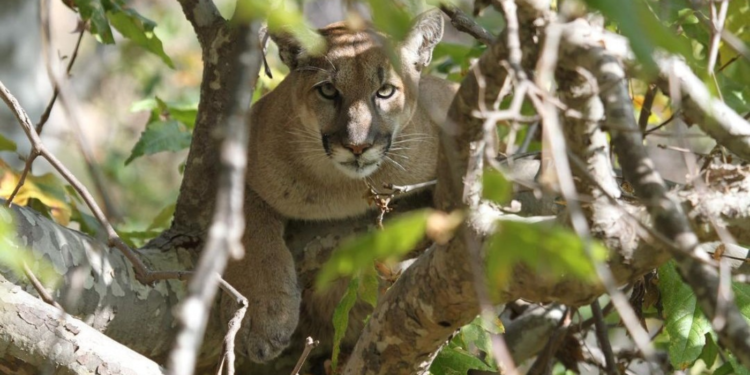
[0,275,164,375]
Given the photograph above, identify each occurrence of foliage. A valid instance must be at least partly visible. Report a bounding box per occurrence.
[429,317,503,374]
[330,276,360,372]
[126,97,195,165]
[659,261,750,371]
[316,209,433,288]
[0,160,74,225]
[657,261,712,369]
[485,220,607,291]
[68,0,173,67]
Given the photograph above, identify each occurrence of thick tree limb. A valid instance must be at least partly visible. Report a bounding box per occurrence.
[0,275,164,375]
[167,1,248,237]
[176,0,224,47]
[166,20,262,375]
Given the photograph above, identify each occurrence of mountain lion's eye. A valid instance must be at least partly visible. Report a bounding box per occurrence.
[376,84,396,99]
[317,83,338,100]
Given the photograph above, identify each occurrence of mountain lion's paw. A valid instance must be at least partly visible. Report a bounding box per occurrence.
[240,289,301,363]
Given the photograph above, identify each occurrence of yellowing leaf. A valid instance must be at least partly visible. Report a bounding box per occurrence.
[0,160,72,225]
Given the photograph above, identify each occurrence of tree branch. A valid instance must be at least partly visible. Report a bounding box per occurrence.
[656,57,750,161]
[0,275,164,375]
[439,4,495,46]
[556,19,750,367]
[166,21,262,375]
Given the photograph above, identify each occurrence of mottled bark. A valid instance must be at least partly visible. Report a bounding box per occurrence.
[0,276,163,375]
[167,0,246,238]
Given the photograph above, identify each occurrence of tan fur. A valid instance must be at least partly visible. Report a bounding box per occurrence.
[222,9,458,363]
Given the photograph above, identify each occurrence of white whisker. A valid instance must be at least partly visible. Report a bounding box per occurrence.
[384,155,406,171]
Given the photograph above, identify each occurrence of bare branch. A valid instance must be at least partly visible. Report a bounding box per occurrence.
[290,337,320,375]
[215,278,248,375]
[439,4,495,46]
[36,22,85,134]
[21,262,62,311]
[0,80,189,284]
[591,300,617,375]
[41,0,120,221]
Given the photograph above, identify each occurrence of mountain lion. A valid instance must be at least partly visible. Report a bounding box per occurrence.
[222,9,458,363]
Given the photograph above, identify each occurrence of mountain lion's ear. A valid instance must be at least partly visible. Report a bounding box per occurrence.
[400,9,444,71]
[270,32,305,70]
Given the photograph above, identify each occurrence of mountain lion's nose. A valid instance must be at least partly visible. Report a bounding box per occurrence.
[343,143,372,156]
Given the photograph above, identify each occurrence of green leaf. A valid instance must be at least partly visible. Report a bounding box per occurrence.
[584,0,692,74]
[715,362,735,375]
[430,345,494,375]
[70,201,103,238]
[728,353,750,375]
[482,168,511,205]
[358,269,379,308]
[458,317,500,369]
[117,229,161,248]
[367,0,413,40]
[0,134,17,152]
[106,7,174,68]
[316,209,432,288]
[734,280,750,324]
[131,97,199,129]
[238,0,325,56]
[699,333,719,368]
[331,276,359,372]
[76,0,115,44]
[486,221,606,291]
[125,120,192,165]
[147,203,175,230]
[657,261,711,369]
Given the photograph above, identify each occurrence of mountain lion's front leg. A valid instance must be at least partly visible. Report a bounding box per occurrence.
[221,188,300,363]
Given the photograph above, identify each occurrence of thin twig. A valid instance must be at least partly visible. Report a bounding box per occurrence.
[718,55,739,72]
[0,80,190,284]
[383,180,437,194]
[707,0,729,74]
[643,113,677,136]
[638,84,657,133]
[22,261,63,311]
[40,0,121,221]
[36,22,85,134]
[527,307,571,375]
[5,153,38,208]
[439,4,495,46]
[517,122,538,154]
[215,278,248,375]
[591,300,617,375]
[290,337,320,375]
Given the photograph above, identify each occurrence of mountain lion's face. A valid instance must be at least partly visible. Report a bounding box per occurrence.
[272,14,442,179]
